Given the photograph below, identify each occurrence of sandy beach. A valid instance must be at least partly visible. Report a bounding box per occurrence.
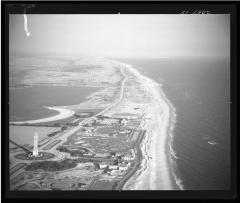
[10,106,75,124]
[115,62,180,190]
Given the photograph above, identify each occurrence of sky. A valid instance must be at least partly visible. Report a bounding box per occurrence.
[9,14,230,58]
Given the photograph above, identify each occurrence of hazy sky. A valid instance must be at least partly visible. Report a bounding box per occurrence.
[9,14,230,58]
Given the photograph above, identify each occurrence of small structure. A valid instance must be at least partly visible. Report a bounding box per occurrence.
[121,119,128,125]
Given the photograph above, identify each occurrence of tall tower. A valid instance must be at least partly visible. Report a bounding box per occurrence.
[32,132,39,157]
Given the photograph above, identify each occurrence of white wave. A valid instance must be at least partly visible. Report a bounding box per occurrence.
[169,142,179,159]
[173,173,185,190]
[208,141,218,145]
[167,99,185,190]
[23,14,30,37]
[204,135,218,145]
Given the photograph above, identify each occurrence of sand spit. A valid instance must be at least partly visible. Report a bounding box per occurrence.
[110,61,179,190]
[10,106,75,124]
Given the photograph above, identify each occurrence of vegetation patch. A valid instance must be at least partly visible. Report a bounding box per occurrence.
[15,152,55,161]
[90,179,119,190]
[25,159,78,172]
[56,146,91,157]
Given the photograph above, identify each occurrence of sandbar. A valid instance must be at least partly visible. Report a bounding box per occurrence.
[10,106,75,124]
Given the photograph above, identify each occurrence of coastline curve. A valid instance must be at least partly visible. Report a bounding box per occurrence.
[9,106,75,124]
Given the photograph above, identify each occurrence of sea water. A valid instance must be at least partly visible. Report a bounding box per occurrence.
[10,85,100,122]
[116,57,230,190]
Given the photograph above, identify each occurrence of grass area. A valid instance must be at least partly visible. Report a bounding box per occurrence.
[42,140,62,150]
[62,127,134,153]
[80,136,133,153]
[95,126,132,136]
[62,133,85,145]
[10,163,27,176]
[126,119,141,127]
[74,112,94,118]
[129,130,141,142]
[10,172,26,187]
[74,108,102,116]
[90,179,119,190]
[113,113,138,117]
[15,152,55,161]
[56,146,90,157]
[17,183,40,190]
[25,159,78,172]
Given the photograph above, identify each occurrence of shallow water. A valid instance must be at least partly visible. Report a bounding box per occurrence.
[10,85,100,121]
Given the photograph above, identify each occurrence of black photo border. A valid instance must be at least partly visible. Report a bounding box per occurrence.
[1,1,238,200]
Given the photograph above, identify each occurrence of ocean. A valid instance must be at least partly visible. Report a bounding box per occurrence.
[115,57,230,190]
[10,85,100,122]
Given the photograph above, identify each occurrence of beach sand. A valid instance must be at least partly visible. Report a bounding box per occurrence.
[117,62,179,190]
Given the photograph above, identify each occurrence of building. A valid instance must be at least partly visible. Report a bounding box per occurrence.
[115,152,123,157]
[123,151,135,161]
[119,129,132,134]
[118,163,129,171]
[32,132,39,157]
[110,170,123,176]
[99,164,108,169]
[108,165,118,170]
[130,149,135,159]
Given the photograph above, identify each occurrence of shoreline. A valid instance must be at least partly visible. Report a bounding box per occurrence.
[166,93,185,190]
[160,83,184,190]
[9,106,75,125]
[118,62,180,190]
[10,58,181,190]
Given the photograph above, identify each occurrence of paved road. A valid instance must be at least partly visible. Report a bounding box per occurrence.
[100,64,127,115]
